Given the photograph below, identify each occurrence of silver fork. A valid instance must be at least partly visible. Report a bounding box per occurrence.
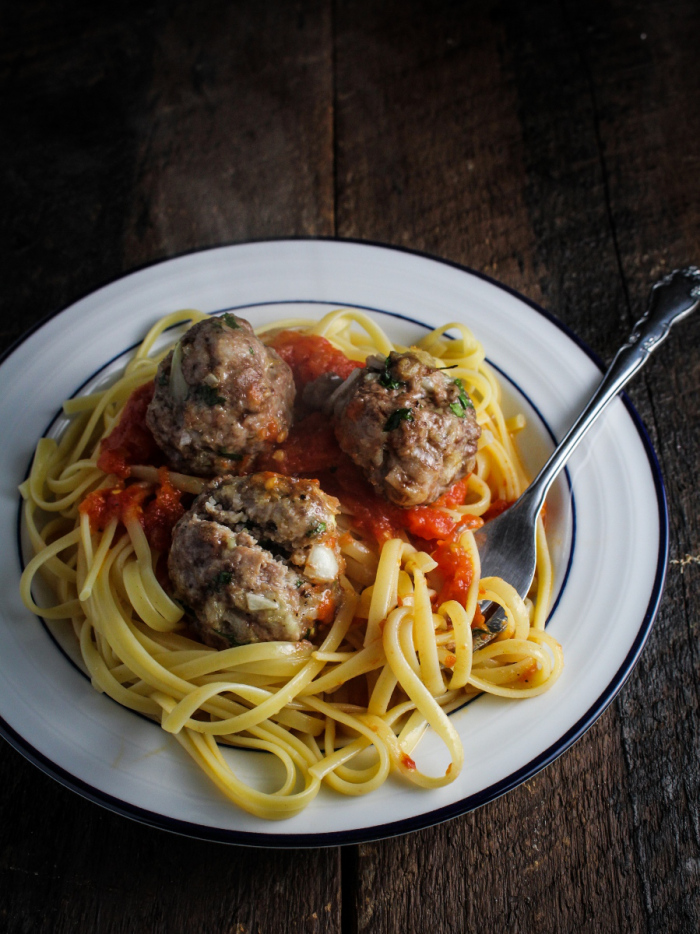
[471,266,700,646]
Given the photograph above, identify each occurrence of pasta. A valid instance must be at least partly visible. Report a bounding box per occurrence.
[19,308,563,819]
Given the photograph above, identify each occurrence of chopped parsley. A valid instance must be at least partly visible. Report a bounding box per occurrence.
[212,570,233,590]
[383,408,414,432]
[195,384,226,406]
[378,357,405,391]
[219,450,243,460]
[223,313,241,329]
[306,521,327,538]
[450,378,474,417]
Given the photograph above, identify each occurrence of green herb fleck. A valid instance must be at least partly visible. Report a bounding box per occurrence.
[295,579,304,588]
[383,408,414,432]
[456,378,474,406]
[195,384,226,406]
[212,570,233,590]
[222,313,241,329]
[157,370,169,386]
[249,347,255,355]
[378,357,405,391]
[306,521,327,538]
[450,378,474,417]
[219,450,243,460]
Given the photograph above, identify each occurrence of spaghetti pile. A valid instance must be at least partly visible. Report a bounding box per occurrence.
[20,308,562,819]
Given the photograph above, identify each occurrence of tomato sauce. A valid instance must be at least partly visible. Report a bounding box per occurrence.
[268,330,363,391]
[399,752,417,772]
[80,482,149,530]
[482,498,511,522]
[80,466,184,553]
[260,414,475,545]
[97,382,163,479]
[431,534,474,606]
[92,336,485,568]
[256,411,341,476]
[315,588,338,625]
[325,463,404,543]
[142,468,186,552]
[260,336,481,543]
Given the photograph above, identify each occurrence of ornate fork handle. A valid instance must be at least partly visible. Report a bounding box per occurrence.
[524,266,700,515]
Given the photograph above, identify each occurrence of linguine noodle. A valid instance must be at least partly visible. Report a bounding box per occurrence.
[19,308,563,819]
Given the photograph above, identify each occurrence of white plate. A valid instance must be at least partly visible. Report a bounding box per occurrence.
[0,240,666,845]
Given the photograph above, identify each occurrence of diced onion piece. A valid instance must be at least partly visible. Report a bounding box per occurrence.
[304,544,339,583]
[169,340,189,402]
[246,593,279,612]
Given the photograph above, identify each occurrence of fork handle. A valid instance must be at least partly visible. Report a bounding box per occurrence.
[522,266,700,513]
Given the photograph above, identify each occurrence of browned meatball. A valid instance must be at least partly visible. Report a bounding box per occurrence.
[332,350,481,507]
[146,315,295,476]
[168,472,345,648]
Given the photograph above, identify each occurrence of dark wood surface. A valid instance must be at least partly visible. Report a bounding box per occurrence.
[1,2,698,931]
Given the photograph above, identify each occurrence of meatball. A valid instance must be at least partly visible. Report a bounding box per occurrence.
[168,472,345,648]
[332,350,481,507]
[146,314,295,476]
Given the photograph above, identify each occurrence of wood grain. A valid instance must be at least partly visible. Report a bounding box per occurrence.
[0,751,340,934]
[0,3,162,340]
[122,0,334,263]
[0,1,698,932]
[334,1,699,932]
[333,0,542,297]
[1,4,342,933]
[572,3,700,930]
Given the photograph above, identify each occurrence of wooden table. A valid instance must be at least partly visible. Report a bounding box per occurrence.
[2,2,698,931]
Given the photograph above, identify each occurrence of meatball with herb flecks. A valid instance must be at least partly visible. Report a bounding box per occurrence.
[331,349,481,507]
[146,314,294,476]
[168,472,344,648]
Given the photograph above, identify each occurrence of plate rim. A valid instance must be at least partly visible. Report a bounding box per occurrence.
[0,237,669,847]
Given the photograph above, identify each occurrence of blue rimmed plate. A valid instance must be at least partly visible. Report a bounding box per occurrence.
[0,240,666,845]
